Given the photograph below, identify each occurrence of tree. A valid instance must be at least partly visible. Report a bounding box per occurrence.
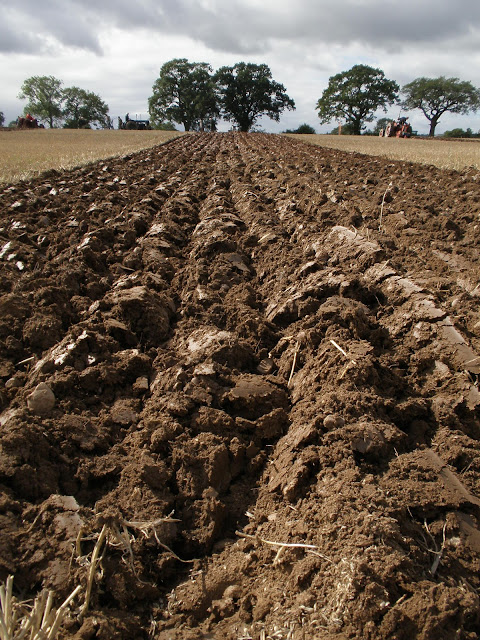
[62,87,110,129]
[0,111,4,126]
[316,65,399,135]
[149,59,218,131]
[295,123,316,134]
[443,127,475,138]
[153,121,177,131]
[18,76,64,127]
[215,62,295,132]
[284,123,316,134]
[328,122,356,135]
[401,77,480,137]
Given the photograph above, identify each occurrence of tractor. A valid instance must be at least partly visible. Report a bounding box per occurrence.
[17,114,44,129]
[118,114,152,130]
[379,116,413,138]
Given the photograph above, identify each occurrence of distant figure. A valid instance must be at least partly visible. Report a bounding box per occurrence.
[125,113,130,122]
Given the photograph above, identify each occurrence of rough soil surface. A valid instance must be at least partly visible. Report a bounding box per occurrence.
[1,133,480,640]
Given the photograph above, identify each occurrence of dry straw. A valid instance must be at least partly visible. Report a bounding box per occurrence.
[1,512,187,637]
[0,575,81,640]
[77,513,187,619]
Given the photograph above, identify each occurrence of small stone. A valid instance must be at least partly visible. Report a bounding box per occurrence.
[5,375,24,389]
[323,414,344,430]
[27,382,55,414]
[223,585,242,599]
[111,401,137,425]
[434,360,450,379]
[133,376,150,395]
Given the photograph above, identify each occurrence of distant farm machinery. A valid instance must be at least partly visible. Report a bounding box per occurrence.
[118,114,152,130]
[17,114,44,129]
[379,116,413,138]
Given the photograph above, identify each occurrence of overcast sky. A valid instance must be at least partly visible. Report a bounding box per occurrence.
[2,0,480,134]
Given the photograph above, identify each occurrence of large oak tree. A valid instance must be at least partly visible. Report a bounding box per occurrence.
[149,59,218,131]
[215,62,295,132]
[401,76,480,136]
[18,75,64,128]
[62,87,110,129]
[316,65,399,135]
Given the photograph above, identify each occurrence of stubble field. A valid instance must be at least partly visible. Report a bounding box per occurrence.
[0,129,184,184]
[288,134,480,172]
[1,132,480,639]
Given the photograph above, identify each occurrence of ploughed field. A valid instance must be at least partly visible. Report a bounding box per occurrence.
[1,132,480,639]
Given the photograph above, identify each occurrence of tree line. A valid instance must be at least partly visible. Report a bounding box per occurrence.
[152,61,480,136]
[9,62,294,133]
[148,59,295,132]
[316,65,480,136]
[6,62,480,136]
[14,76,111,129]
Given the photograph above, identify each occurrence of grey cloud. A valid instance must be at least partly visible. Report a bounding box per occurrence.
[35,0,103,54]
[313,1,480,51]
[0,0,103,54]
[221,0,480,54]
[1,0,479,57]
[0,24,40,54]
[0,7,45,53]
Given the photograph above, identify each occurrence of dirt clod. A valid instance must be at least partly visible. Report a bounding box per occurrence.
[26,382,55,414]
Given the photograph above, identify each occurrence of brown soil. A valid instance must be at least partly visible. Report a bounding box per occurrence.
[1,133,480,640]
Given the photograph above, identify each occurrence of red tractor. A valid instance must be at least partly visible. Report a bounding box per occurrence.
[17,114,43,129]
[380,117,412,138]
